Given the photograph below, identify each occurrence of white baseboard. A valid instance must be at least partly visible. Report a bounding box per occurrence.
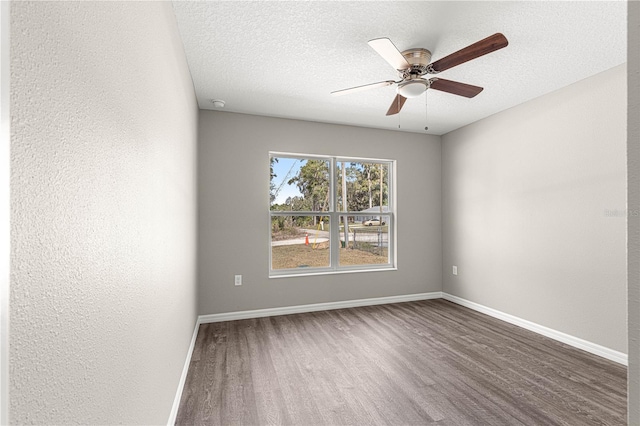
[442,293,628,366]
[167,319,200,426]
[198,292,443,324]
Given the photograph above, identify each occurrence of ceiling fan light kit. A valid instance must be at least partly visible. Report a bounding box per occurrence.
[397,79,429,98]
[331,33,509,116]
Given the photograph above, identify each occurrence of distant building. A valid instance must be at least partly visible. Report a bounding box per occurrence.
[355,206,389,223]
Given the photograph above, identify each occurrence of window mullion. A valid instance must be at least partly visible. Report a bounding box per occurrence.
[330,158,339,269]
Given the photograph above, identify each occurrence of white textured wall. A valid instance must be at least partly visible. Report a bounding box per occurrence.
[197,111,442,315]
[1,1,9,423]
[628,1,639,422]
[442,64,627,353]
[10,2,197,424]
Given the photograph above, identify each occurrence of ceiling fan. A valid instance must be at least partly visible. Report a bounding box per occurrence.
[331,33,508,116]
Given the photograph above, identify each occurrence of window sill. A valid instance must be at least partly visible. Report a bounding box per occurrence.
[269,267,397,279]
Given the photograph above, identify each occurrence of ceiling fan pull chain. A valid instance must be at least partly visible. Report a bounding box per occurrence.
[424,92,429,132]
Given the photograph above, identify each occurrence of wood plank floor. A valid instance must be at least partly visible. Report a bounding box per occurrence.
[175,299,627,425]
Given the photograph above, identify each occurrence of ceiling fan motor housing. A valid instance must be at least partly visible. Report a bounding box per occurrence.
[400,48,432,76]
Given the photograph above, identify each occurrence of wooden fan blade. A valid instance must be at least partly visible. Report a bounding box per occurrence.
[368,38,411,71]
[386,94,407,116]
[331,80,396,96]
[429,78,483,98]
[428,33,508,73]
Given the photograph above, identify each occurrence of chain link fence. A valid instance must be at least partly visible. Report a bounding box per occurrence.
[350,228,388,255]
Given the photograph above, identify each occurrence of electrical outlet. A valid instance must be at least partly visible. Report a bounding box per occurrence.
[452,266,458,276]
[234,275,242,286]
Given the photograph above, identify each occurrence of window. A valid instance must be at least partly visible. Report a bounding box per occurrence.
[270,153,394,276]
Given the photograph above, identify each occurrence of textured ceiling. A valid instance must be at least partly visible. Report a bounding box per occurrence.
[172,1,626,135]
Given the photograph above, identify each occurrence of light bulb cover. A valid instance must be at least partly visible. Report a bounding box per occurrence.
[397,80,428,98]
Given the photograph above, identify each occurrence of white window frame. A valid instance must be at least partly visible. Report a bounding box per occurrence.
[269,152,396,277]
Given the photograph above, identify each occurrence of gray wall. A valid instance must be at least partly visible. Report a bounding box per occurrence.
[628,0,639,422]
[442,64,627,353]
[198,111,441,315]
[10,2,197,423]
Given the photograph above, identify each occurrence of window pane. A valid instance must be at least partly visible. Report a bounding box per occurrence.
[271,215,331,270]
[339,215,389,266]
[270,156,330,212]
[337,161,389,213]
[269,153,394,276]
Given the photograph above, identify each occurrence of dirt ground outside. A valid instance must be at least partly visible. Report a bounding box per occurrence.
[271,244,388,269]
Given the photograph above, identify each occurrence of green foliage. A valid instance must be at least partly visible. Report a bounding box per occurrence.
[338,162,389,212]
[272,157,389,214]
[287,160,330,212]
[269,157,278,204]
[270,214,314,236]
